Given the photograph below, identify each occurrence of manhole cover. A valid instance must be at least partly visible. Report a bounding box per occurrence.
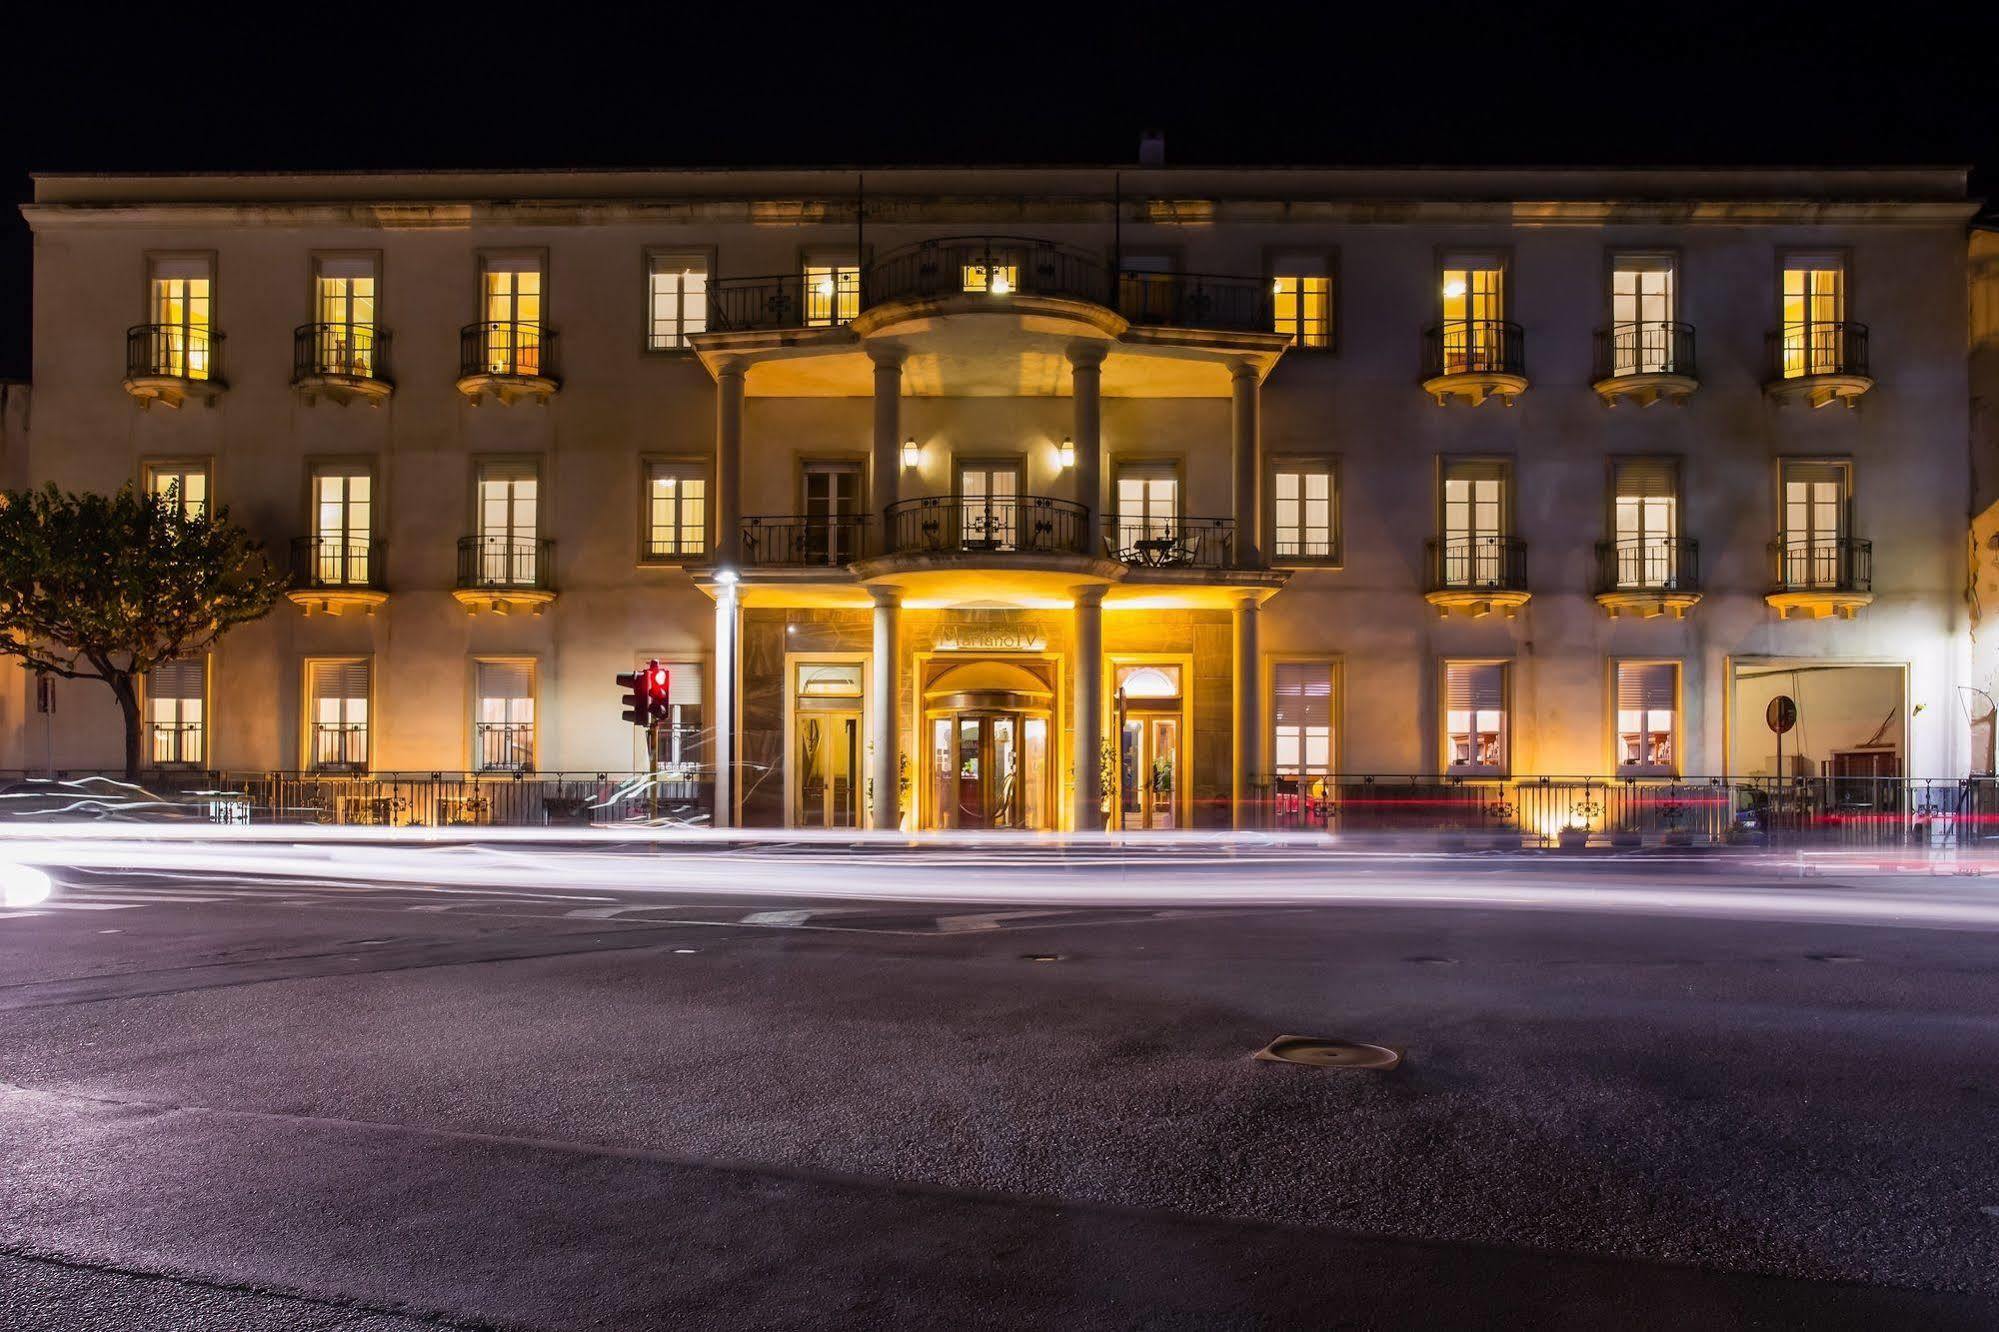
[1253,1034,1402,1070]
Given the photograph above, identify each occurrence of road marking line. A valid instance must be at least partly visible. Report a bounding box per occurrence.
[740,909,815,925]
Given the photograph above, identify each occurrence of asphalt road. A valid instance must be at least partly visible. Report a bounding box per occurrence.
[2,838,1998,1329]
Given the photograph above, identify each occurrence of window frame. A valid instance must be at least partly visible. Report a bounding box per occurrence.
[309,250,383,326]
[799,246,865,328]
[300,655,374,774]
[140,653,210,769]
[642,247,713,353]
[305,456,378,587]
[1436,248,1510,325]
[1263,248,1338,352]
[470,655,539,773]
[1609,658,1683,777]
[639,454,711,564]
[140,456,214,520]
[1439,658,1512,778]
[1265,655,1341,783]
[1266,455,1342,567]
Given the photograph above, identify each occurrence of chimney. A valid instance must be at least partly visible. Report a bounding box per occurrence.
[1138,130,1165,167]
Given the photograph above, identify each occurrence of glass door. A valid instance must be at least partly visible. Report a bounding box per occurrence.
[958,462,1021,551]
[802,462,863,565]
[1441,262,1503,373]
[1118,713,1180,830]
[796,711,861,828]
[928,709,1045,829]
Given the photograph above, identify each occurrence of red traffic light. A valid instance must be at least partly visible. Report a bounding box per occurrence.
[643,660,671,723]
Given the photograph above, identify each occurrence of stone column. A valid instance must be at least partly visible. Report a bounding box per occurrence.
[1232,593,1261,830]
[1069,344,1105,548]
[711,582,739,829]
[1231,360,1262,567]
[869,586,902,832]
[714,359,746,568]
[1073,584,1106,832]
[871,348,904,525]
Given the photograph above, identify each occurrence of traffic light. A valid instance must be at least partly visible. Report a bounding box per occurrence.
[643,660,672,725]
[616,670,647,727]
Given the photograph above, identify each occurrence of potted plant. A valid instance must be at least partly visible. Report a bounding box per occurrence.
[1557,822,1591,851]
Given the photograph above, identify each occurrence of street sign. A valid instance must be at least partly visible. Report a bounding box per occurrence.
[1766,695,1798,734]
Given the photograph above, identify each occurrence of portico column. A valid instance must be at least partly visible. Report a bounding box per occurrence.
[1069,344,1105,546]
[711,582,739,829]
[869,587,902,832]
[871,348,904,524]
[1073,584,1106,832]
[714,358,746,569]
[1232,593,1261,830]
[1230,360,1262,566]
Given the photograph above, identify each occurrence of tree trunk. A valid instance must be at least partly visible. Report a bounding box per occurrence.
[109,674,143,783]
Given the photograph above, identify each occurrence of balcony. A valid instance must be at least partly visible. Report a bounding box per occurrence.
[1765,321,1872,407]
[287,537,388,616]
[293,323,392,406]
[1594,538,1701,619]
[740,515,873,568]
[475,722,536,773]
[310,723,369,774]
[1424,536,1530,617]
[1103,517,1237,568]
[456,322,559,405]
[1422,320,1527,406]
[705,237,1279,336]
[1766,536,1873,619]
[1592,322,1698,406]
[124,324,223,408]
[146,721,206,768]
[882,495,1091,558]
[454,536,557,614]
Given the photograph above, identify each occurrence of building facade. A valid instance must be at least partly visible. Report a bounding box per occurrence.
[9,166,1983,830]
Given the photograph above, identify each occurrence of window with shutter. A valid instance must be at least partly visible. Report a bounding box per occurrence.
[475,660,535,771]
[146,657,206,766]
[1615,662,1678,772]
[645,462,708,559]
[306,658,370,770]
[648,254,708,349]
[1445,662,1508,773]
[1271,662,1334,777]
[1611,458,1680,588]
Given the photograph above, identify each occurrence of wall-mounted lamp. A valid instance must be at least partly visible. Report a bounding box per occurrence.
[901,436,920,469]
[1058,437,1076,469]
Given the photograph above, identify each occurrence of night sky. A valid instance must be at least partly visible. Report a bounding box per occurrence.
[5,4,1994,379]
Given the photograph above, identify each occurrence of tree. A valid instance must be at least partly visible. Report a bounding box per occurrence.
[0,484,285,780]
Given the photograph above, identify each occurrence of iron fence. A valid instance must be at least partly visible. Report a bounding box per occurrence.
[1428,536,1528,591]
[127,323,220,381]
[291,536,383,590]
[1103,517,1236,568]
[459,321,557,380]
[1596,538,1699,593]
[458,536,555,591]
[294,322,388,382]
[1769,320,1868,380]
[1594,320,1695,380]
[1116,271,1273,332]
[866,235,1107,308]
[740,514,873,566]
[1769,536,1871,592]
[884,494,1091,556]
[1424,319,1525,378]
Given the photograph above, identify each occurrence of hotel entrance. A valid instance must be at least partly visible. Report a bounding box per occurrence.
[792,661,864,828]
[1112,663,1187,830]
[922,659,1054,830]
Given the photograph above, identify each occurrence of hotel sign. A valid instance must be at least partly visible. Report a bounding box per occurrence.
[933,620,1046,653]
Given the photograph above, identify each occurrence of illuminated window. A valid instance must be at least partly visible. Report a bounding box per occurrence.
[1440,256,1504,373]
[1440,460,1509,587]
[481,257,544,375]
[144,461,209,519]
[1779,461,1850,588]
[961,260,1019,294]
[1780,258,1846,377]
[1272,661,1334,777]
[1114,462,1179,554]
[1610,255,1675,375]
[649,254,708,349]
[475,660,536,771]
[1114,664,1182,699]
[313,256,378,376]
[312,465,373,586]
[148,257,212,379]
[477,460,541,585]
[645,462,707,559]
[1271,460,1337,561]
[305,658,369,771]
[804,261,860,326]
[1444,661,1508,774]
[1270,257,1331,347]
[1616,661,1678,773]
[145,657,205,766]
[1610,459,1679,588]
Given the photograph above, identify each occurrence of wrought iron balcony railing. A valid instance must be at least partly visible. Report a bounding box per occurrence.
[127,323,220,381]
[1593,321,1696,380]
[310,723,369,772]
[475,722,536,773]
[457,535,555,591]
[290,537,385,591]
[1596,538,1699,593]
[1116,272,1272,333]
[740,515,873,567]
[294,322,389,383]
[865,235,1106,308]
[1103,517,1236,568]
[459,321,558,380]
[1769,536,1872,592]
[1423,320,1525,379]
[884,495,1090,557]
[1769,321,1868,380]
[147,721,205,767]
[1427,536,1529,592]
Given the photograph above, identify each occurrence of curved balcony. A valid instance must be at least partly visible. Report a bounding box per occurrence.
[454,535,556,614]
[740,514,874,567]
[287,537,388,616]
[1103,517,1237,569]
[1425,536,1530,617]
[456,322,559,405]
[867,235,1108,310]
[293,323,392,405]
[1594,538,1701,619]
[1765,321,1872,408]
[1592,322,1697,406]
[124,324,223,408]
[882,495,1091,558]
[1422,320,1527,405]
[1767,536,1873,619]
[1115,272,1272,333]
